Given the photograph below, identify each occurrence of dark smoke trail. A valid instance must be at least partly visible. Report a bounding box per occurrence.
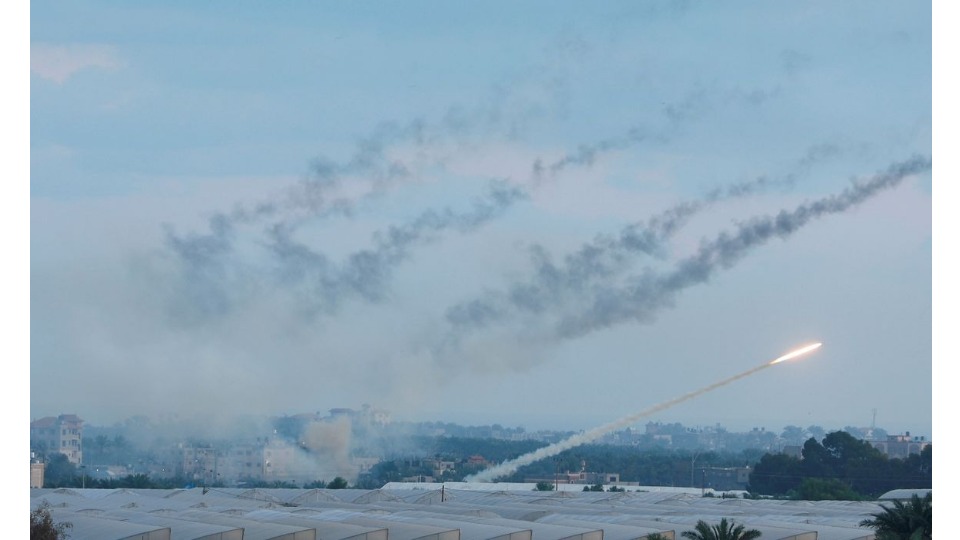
[164,75,764,283]
[163,55,587,254]
[162,214,238,319]
[160,74,798,324]
[531,127,652,184]
[163,118,662,322]
[444,145,843,331]
[555,155,931,338]
[264,180,529,315]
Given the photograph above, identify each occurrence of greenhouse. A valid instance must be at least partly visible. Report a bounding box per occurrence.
[29,483,899,540]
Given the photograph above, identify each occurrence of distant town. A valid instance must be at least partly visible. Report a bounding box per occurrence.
[30,405,931,498]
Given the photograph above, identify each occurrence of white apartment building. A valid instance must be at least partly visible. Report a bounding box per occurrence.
[30,414,84,465]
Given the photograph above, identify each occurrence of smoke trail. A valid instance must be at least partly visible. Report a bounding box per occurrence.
[162,213,240,319]
[167,116,659,270]
[159,47,600,270]
[531,127,652,184]
[466,343,821,482]
[159,68,785,325]
[555,154,931,337]
[264,180,529,315]
[444,145,844,331]
[163,75,760,288]
[163,118,662,323]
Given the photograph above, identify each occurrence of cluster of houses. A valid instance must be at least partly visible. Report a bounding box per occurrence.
[30,411,931,490]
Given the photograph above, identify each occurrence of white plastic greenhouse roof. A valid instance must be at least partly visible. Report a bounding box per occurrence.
[878,488,931,500]
[31,484,906,540]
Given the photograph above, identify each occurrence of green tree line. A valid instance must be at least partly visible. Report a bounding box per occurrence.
[36,431,930,500]
[748,431,931,499]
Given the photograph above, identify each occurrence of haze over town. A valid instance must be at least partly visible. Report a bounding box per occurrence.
[30,2,932,440]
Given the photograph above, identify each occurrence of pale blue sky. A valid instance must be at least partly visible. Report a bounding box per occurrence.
[27,1,938,438]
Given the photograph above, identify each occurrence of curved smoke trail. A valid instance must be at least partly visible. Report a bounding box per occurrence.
[444,144,843,333]
[555,155,931,338]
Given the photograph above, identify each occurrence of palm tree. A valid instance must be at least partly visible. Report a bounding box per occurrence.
[681,518,762,540]
[859,492,931,540]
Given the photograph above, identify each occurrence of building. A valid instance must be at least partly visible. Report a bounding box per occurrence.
[175,434,378,487]
[180,444,219,485]
[698,466,752,492]
[30,461,45,488]
[526,465,621,487]
[30,414,84,465]
[870,432,930,458]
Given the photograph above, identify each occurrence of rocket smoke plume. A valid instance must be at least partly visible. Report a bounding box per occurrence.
[441,154,931,345]
[161,121,665,324]
[467,343,823,482]
[555,154,932,338]
[160,74,794,326]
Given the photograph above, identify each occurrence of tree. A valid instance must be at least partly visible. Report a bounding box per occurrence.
[681,518,762,540]
[779,425,806,445]
[31,500,72,540]
[93,434,110,460]
[328,476,349,489]
[806,425,826,440]
[118,474,153,489]
[859,493,931,540]
[43,454,77,488]
[821,431,883,464]
[749,452,801,495]
[799,437,834,477]
[794,478,862,501]
[534,481,554,491]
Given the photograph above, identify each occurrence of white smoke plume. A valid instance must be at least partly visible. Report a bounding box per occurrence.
[467,343,821,482]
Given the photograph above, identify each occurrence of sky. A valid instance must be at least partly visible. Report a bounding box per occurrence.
[26,1,939,439]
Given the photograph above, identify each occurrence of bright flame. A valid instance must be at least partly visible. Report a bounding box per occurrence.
[769,342,822,364]
[467,340,824,482]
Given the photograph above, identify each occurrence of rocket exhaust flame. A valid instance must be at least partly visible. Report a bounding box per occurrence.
[769,342,822,364]
[467,342,822,483]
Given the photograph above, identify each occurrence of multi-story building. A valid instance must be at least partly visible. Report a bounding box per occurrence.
[187,438,303,486]
[261,438,299,484]
[870,432,930,459]
[180,444,219,485]
[220,443,263,484]
[30,414,84,465]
